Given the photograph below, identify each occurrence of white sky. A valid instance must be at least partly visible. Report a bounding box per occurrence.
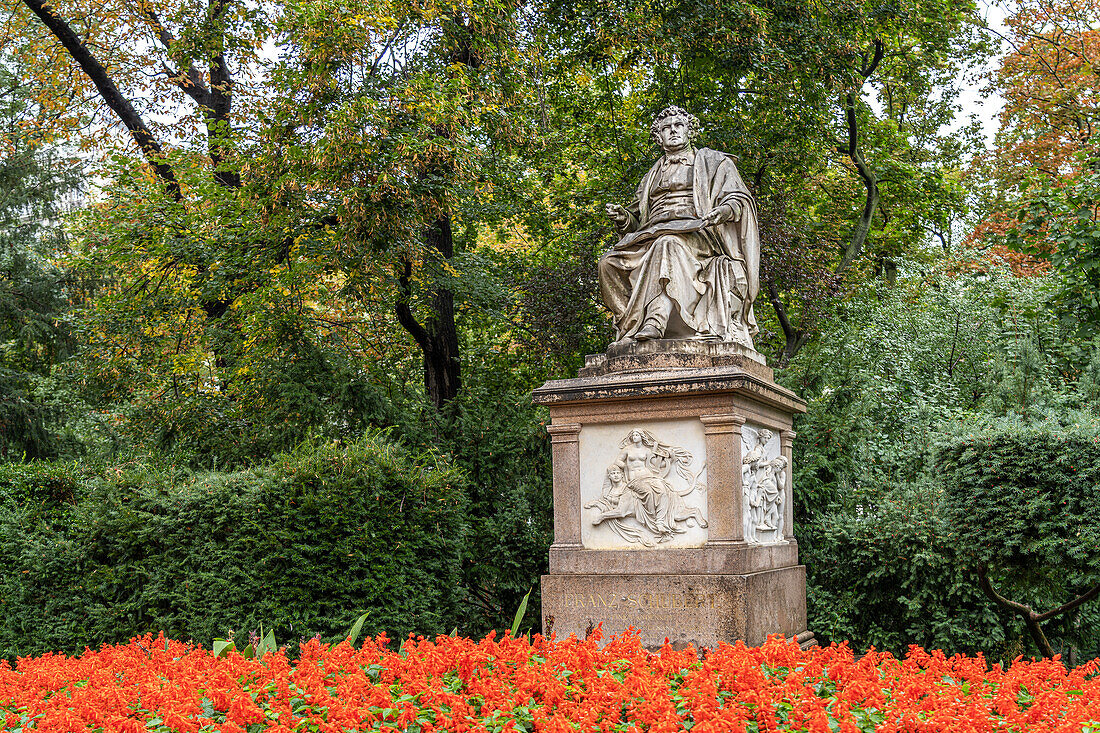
[958,0,1010,143]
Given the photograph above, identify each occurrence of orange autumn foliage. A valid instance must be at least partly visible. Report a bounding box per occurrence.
[2,631,1100,732]
[969,0,1100,272]
[995,0,1100,181]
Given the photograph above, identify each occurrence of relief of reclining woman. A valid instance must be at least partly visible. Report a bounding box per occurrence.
[585,428,707,546]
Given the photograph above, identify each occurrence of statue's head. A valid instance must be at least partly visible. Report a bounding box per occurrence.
[650,106,699,152]
[757,428,774,445]
[622,428,657,447]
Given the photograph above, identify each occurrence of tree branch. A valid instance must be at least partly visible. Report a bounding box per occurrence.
[23,0,181,200]
[836,90,878,273]
[395,257,433,356]
[205,0,239,188]
[976,570,1056,658]
[859,38,885,78]
[1035,581,1100,623]
[133,2,212,107]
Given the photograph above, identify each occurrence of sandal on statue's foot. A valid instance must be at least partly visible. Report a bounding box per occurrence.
[634,323,663,341]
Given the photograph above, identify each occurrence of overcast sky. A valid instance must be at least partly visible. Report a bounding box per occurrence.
[960,0,1009,143]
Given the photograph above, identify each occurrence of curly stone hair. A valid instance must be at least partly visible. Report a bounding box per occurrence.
[650,105,700,145]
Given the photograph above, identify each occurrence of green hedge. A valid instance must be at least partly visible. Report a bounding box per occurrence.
[804,482,1002,656]
[803,414,1100,660]
[937,421,1100,580]
[935,417,1100,658]
[0,436,467,659]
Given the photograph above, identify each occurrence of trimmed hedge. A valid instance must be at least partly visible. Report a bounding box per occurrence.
[935,417,1100,657]
[937,419,1100,583]
[0,436,467,659]
[805,482,1002,656]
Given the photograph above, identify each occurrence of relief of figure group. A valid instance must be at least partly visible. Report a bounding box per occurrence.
[584,429,707,547]
[741,428,787,543]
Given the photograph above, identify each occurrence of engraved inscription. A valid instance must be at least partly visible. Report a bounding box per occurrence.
[542,575,749,648]
[562,592,721,610]
[559,590,727,639]
[741,425,784,544]
[583,428,707,547]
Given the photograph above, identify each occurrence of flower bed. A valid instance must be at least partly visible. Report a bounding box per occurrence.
[2,631,1099,732]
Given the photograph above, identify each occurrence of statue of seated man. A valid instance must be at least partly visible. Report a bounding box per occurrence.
[601,106,760,348]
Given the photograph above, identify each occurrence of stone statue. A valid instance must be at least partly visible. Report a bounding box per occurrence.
[585,428,707,546]
[601,106,760,349]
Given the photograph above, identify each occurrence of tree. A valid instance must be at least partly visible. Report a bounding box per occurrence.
[264,0,533,411]
[971,0,1100,286]
[4,0,537,436]
[0,60,81,459]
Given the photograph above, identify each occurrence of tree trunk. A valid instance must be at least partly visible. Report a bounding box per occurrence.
[836,39,884,275]
[837,89,880,274]
[23,0,182,200]
[766,276,808,367]
[395,216,462,411]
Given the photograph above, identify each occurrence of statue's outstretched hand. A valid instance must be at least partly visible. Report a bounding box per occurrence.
[606,203,630,226]
[702,203,741,226]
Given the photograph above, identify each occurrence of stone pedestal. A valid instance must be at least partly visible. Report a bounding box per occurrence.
[533,341,808,650]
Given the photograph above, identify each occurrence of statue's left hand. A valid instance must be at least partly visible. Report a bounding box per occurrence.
[702,203,739,226]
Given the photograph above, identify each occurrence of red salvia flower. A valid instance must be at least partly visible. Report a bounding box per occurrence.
[2,631,1100,732]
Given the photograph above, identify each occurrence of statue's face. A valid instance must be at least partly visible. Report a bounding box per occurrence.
[608,467,623,482]
[655,115,690,153]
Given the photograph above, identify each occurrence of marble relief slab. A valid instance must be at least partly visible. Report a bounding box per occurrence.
[578,419,708,550]
[741,424,785,544]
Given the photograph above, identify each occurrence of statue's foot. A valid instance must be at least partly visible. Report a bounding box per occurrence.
[634,323,664,341]
[610,335,636,348]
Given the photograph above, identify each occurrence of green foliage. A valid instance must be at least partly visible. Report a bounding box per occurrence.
[0,460,86,519]
[784,267,1013,512]
[808,481,1001,655]
[67,156,393,466]
[388,377,554,637]
[0,435,467,660]
[937,414,1100,593]
[1008,156,1100,337]
[786,263,1100,657]
[0,62,82,460]
[510,588,532,638]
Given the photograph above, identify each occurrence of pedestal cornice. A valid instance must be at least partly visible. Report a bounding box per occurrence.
[533,365,807,414]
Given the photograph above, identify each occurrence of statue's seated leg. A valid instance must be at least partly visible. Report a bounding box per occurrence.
[635,293,672,341]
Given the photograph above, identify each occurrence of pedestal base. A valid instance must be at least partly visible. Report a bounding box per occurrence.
[541,567,807,650]
[534,345,809,651]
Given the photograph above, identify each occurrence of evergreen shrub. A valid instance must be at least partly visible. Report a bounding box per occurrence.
[935,416,1100,657]
[805,482,1000,655]
[0,435,467,659]
[936,418,1100,581]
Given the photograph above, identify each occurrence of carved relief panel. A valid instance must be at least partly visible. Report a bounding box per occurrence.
[578,419,708,549]
[741,424,785,544]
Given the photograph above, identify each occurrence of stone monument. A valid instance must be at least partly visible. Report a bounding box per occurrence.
[534,106,813,650]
